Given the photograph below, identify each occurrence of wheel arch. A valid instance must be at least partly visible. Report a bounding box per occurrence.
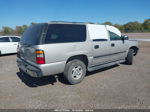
[66,54,89,67]
[129,46,139,56]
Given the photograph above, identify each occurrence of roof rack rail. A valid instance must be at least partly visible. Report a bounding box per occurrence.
[50,21,70,23]
[49,21,97,24]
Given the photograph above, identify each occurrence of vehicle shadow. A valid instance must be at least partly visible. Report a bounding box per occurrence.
[16,64,119,87]
[57,64,119,84]
[16,71,57,87]
[0,53,17,57]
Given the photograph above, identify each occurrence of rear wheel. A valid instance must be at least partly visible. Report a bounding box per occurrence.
[126,49,134,65]
[64,59,86,85]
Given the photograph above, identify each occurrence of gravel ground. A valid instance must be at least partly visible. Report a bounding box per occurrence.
[123,33,150,39]
[0,37,150,109]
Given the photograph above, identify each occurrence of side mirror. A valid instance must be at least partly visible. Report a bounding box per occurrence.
[121,35,129,40]
[124,35,129,40]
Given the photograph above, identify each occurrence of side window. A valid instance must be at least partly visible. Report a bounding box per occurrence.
[0,37,10,42]
[45,24,86,43]
[11,37,20,42]
[109,31,122,41]
[88,25,108,41]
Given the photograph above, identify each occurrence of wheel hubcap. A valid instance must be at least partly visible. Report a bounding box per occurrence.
[71,66,83,80]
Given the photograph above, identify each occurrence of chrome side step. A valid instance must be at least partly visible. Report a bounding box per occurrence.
[88,60,125,72]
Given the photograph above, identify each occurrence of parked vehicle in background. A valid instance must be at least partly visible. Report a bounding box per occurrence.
[17,21,139,85]
[0,36,20,55]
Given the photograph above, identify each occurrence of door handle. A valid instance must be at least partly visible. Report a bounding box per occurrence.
[111,43,115,47]
[13,44,17,45]
[94,45,99,49]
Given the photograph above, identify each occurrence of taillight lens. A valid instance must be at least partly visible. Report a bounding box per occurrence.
[36,50,45,64]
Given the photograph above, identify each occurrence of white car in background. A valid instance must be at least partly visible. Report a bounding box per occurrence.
[0,36,20,55]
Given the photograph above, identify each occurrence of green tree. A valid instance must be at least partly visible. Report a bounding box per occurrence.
[114,24,125,32]
[2,26,14,35]
[103,21,113,25]
[1,19,150,35]
[15,25,28,35]
[15,26,23,35]
[142,19,150,32]
[31,22,37,25]
[124,22,143,33]
[22,25,28,31]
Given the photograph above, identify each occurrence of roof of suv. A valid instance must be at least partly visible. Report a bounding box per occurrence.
[48,21,100,25]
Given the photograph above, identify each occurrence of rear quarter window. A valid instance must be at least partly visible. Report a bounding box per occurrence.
[11,37,20,42]
[45,24,86,43]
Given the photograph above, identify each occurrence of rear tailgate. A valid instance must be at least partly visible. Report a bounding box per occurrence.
[19,44,36,63]
[18,23,48,63]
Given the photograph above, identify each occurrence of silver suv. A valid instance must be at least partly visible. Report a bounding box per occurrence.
[17,22,138,84]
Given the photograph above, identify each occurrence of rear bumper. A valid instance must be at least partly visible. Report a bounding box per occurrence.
[16,57,66,77]
[17,58,42,77]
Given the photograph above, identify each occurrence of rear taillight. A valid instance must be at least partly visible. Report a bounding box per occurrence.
[36,50,45,64]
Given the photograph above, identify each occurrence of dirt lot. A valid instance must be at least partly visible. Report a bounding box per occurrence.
[0,33,150,109]
[123,32,150,39]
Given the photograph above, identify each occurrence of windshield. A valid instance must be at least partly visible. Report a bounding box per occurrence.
[21,23,47,45]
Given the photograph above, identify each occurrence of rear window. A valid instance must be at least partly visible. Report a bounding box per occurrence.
[21,23,47,45]
[11,37,20,42]
[0,37,10,42]
[45,24,86,43]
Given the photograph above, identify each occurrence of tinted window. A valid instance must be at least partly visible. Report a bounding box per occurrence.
[21,23,47,45]
[11,37,20,42]
[0,37,10,42]
[45,24,86,43]
[109,31,121,40]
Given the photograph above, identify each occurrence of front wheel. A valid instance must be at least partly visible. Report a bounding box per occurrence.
[126,49,134,65]
[64,59,86,85]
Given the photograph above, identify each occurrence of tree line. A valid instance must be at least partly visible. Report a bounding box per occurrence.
[0,19,150,36]
[104,19,150,33]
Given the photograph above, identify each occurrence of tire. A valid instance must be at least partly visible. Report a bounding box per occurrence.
[126,49,134,65]
[64,59,86,85]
